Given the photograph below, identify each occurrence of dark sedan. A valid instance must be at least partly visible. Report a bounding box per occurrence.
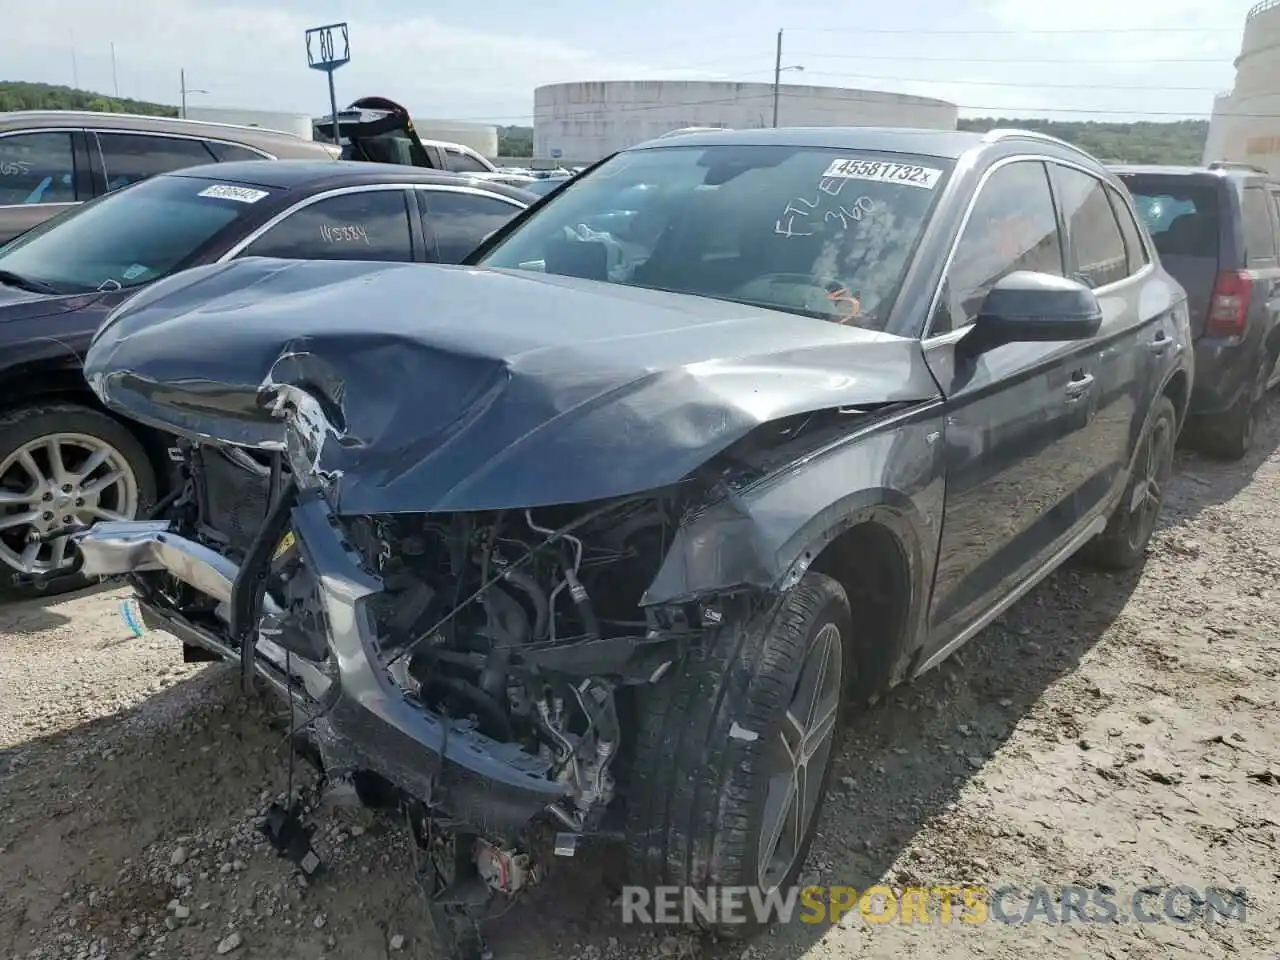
[71,126,1189,943]
[0,160,532,597]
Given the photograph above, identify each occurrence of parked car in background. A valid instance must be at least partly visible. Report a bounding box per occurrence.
[1113,161,1280,458]
[0,110,341,243]
[69,126,1189,932]
[0,160,532,598]
[313,96,498,174]
[519,175,572,199]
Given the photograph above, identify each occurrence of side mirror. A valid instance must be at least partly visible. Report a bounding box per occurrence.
[960,270,1102,356]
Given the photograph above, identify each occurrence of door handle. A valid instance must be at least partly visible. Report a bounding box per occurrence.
[1150,332,1172,353]
[1065,373,1095,401]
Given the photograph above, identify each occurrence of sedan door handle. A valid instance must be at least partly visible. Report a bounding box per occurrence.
[1065,373,1095,401]
[1150,332,1172,353]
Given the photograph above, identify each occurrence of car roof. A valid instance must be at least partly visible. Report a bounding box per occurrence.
[0,109,322,151]
[163,159,537,200]
[1111,163,1274,183]
[624,125,1098,163]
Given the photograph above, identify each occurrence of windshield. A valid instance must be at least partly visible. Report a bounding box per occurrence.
[478,144,952,329]
[0,175,273,294]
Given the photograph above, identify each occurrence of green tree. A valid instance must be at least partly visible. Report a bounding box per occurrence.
[0,80,177,117]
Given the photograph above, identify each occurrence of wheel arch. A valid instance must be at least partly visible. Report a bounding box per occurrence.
[0,359,176,494]
[643,485,936,700]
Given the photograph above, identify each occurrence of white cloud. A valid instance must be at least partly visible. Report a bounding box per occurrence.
[7,0,716,122]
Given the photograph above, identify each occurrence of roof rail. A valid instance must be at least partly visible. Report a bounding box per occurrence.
[979,126,1095,158]
[1208,160,1270,174]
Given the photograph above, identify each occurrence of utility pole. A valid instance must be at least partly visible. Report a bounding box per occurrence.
[110,42,119,97]
[69,30,78,89]
[772,29,783,128]
[179,70,208,119]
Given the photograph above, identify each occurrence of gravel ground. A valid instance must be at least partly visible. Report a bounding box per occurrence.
[2,401,1278,960]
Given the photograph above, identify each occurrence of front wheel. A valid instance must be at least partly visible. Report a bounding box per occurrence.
[624,572,854,932]
[0,403,157,600]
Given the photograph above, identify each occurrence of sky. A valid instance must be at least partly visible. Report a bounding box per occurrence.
[4,0,1262,126]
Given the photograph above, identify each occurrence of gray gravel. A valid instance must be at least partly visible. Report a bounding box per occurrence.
[1,399,1278,960]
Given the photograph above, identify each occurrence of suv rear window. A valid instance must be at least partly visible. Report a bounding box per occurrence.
[1119,178,1219,259]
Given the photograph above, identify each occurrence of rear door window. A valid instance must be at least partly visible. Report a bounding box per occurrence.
[95,133,219,191]
[205,142,270,163]
[420,189,525,262]
[444,149,490,174]
[1241,185,1277,265]
[1049,164,1129,288]
[1120,178,1220,260]
[240,189,415,262]
[1106,184,1150,276]
[0,132,78,205]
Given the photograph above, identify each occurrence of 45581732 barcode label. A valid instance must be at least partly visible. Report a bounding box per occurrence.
[822,158,943,189]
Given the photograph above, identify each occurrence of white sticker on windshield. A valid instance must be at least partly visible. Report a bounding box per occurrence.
[198,184,269,204]
[122,264,148,281]
[822,159,943,190]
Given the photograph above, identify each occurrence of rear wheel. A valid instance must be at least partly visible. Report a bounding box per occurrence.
[0,404,156,600]
[1081,396,1176,571]
[624,573,854,934]
[1198,356,1270,461]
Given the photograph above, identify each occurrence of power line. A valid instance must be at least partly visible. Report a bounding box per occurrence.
[785,24,1241,34]
[786,51,1235,65]
[779,72,1228,93]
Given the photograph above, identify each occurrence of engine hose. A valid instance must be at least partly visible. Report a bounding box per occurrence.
[501,568,549,640]
[430,675,513,741]
[560,547,601,642]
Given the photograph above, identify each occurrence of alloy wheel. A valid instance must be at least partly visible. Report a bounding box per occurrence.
[756,621,844,891]
[0,433,140,577]
[1126,416,1173,553]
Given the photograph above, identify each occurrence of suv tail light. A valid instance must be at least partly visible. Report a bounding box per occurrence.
[1207,270,1251,337]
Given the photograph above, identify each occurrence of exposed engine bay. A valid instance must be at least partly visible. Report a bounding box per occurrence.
[148,440,719,837]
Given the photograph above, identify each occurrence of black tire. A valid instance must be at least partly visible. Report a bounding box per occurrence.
[0,403,157,601]
[624,572,854,934]
[1197,356,1270,461]
[1081,396,1176,571]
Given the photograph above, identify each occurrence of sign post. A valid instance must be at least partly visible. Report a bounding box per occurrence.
[305,22,350,145]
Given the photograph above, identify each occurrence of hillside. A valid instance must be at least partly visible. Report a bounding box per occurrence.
[0,80,176,117]
[957,117,1209,165]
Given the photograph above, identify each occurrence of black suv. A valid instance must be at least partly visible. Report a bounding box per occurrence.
[1113,162,1280,458]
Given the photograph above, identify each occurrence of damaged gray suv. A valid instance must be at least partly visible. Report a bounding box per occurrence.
[68,127,1190,933]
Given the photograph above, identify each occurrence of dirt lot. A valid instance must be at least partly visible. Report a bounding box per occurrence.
[2,403,1278,960]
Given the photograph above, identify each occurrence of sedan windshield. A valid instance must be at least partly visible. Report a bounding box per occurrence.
[0,175,275,294]
[478,144,952,329]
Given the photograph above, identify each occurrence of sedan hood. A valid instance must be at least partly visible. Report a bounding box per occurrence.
[0,283,99,322]
[85,257,939,514]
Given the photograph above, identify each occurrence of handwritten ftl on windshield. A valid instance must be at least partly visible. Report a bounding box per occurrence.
[320,223,370,244]
[775,194,875,239]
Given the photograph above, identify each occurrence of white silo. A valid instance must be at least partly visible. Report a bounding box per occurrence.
[1207,1,1280,172]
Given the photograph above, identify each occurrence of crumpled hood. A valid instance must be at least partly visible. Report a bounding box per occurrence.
[85,257,939,514]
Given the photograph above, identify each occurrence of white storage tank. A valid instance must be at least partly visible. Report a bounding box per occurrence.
[1206,1,1280,173]
[182,107,314,141]
[533,80,958,165]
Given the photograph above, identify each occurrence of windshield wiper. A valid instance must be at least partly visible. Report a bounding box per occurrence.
[0,270,60,295]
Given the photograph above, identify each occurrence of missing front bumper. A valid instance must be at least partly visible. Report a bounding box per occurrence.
[72,497,570,837]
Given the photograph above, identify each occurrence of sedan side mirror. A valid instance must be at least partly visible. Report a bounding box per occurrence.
[960,270,1103,356]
